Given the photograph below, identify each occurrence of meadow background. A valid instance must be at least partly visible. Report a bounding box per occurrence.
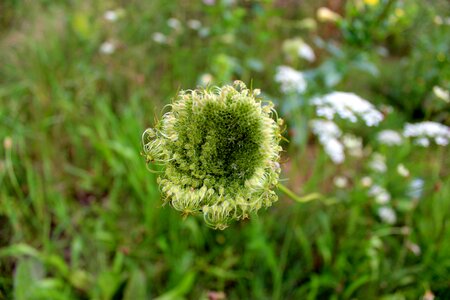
[0,0,449,299]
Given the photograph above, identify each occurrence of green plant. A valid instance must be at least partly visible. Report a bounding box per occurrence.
[142,81,283,229]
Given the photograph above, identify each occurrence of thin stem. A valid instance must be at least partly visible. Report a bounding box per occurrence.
[277,183,322,203]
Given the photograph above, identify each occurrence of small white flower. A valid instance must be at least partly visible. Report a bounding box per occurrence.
[323,138,345,164]
[310,119,345,164]
[369,153,387,173]
[333,176,348,188]
[152,32,167,44]
[104,10,118,22]
[275,66,307,94]
[310,119,341,138]
[187,19,202,30]
[312,92,383,126]
[415,137,430,147]
[377,129,403,146]
[376,192,391,204]
[342,134,363,157]
[198,73,214,86]
[378,206,396,224]
[167,18,182,30]
[406,241,421,256]
[99,41,115,54]
[198,27,210,38]
[361,176,373,187]
[369,184,391,204]
[407,178,424,199]
[433,86,449,103]
[369,185,391,204]
[298,43,315,62]
[404,121,450,147]
[397,164,410,177]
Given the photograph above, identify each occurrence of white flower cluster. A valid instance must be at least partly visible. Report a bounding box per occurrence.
[367,184,397,224]
[433,86,449,103]
[368,153,387,173]
[275,66,307,94]
[377,129,403,146]
[99,41,115,54]
[282,38,315,62]
[298,42,315,62]
[342,134,363,158]
[407,178,424,199]
[378,207,396,224]
[403,121,450,147]
[312,92,383,126]
[368,184,391,204]
[310,119,344,164]
[104,9,125,22]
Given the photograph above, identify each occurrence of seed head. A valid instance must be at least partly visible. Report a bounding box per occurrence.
[142,81,283,229]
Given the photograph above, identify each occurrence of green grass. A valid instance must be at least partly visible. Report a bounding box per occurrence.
[1,1,449,299]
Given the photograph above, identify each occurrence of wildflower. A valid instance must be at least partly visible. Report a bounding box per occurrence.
[99,41,115,54]
[406,241,421,256]
[104,10,118,22]
[342,134,363,157]
[103,9,124,22]
[275,66,307,94]
[407,178,424,199]
[317,7,341,22]
[378,206,396,224]
[198,73,214,86]
[310,119,344,164]
[198,27,210,38]
[333,176,348,188]
[298,43,315,62]
[167,18,182,31]
[397,164,409,177]
[142,81,283,229]
[403,121,450,147]
[369,185,391,204]
[187,19,202,30]
[282,38,315,62]
[312,92,383,126]
[433,86,449,103]
[152,32,167,44]
[369,153,387,173]
[364,0,379,6]
[361,176,373,187]
[377,129,403,146]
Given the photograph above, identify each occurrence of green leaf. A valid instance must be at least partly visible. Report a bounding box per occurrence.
[155,272,196,300]
[14,257,44,300]
[123,269,148,300]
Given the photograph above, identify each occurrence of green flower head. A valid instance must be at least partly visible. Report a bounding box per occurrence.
[142,81,283,229]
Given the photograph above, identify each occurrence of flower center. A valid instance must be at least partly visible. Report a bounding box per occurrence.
[167,98,266,188]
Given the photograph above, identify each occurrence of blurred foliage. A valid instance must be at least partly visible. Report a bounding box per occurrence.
[0,0,449,299]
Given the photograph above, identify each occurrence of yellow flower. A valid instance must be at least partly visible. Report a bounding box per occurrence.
[364,0,379,6]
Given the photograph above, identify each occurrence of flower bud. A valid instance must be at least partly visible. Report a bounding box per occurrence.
[142,81,283,229]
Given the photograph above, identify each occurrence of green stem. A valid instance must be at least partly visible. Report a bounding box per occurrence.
[277,183,322,203]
